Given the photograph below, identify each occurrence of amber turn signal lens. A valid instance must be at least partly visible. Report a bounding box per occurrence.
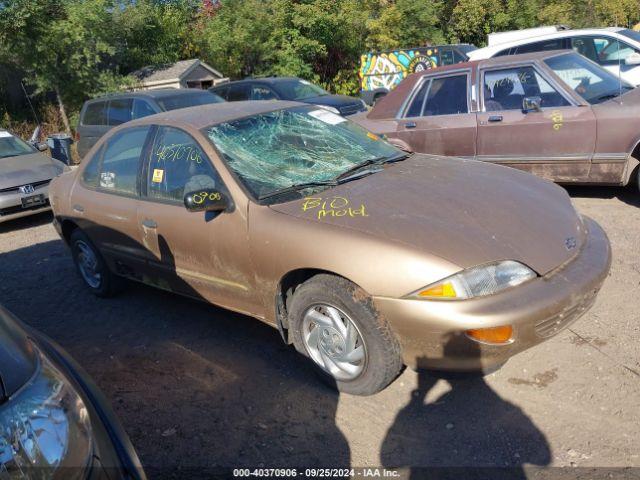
[466,325,513,344]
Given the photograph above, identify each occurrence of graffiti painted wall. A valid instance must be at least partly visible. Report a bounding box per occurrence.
[359,48,440,92]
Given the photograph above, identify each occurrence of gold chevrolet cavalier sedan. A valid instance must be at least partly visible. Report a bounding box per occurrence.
[49,101,611,395]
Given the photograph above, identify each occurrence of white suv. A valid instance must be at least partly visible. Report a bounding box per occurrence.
[469,27,640,86]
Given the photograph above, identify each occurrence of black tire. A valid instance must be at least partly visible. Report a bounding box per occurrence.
[70,229,125,297]
[289,274,403,395]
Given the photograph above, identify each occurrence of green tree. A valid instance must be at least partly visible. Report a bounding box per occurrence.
[367,0,446,50]
[0,0,126,133]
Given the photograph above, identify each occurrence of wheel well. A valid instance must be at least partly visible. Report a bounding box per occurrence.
[275,268,342,343]
[60,219,79,245]
[627,145,640,186]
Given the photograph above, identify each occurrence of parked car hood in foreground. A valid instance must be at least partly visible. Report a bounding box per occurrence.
[0,305,37,399]
[269,154,584,275]
[0,153,64,190]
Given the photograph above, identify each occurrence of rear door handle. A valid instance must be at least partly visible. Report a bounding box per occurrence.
[142,219,157,229]
[404,122,417,129]
[488,115,503,122]
[73,204,84,213]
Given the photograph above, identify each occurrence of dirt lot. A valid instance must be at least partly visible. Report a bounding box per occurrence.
[0,186,638,478]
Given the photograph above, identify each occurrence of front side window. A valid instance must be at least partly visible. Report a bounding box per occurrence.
[405,74,468,117]
[272,80,328,100]
[108,99,133,126]
[483,66,570,111]
[251,85,278,100]
[594,37,639,65]
[156,91,224,111]
[0,131,36,159]
[82,101,107,126]
[205,106,401,200]
[97,127,150,195]
[146,127,223,203]
[545,52,633,104]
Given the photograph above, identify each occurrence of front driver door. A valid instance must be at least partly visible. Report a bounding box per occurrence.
[394,71,477,158]
[476,64,596,182]
[136,125,260,316]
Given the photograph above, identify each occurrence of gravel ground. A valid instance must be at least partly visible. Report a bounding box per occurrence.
[0,185,638,478]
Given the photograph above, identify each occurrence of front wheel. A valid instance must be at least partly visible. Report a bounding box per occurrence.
[289,274,403,395]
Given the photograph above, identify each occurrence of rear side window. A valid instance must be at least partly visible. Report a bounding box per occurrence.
[405,74,468,117]
[132,99,157,119]
[108,98,133,126]
[227,84,250,101]
[82,101,107,126]
[98,127,150,195]
[146,127,223,203]
[513,38,567,54]
[81,145,104,187]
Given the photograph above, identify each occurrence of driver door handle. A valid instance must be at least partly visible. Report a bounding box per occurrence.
[488,115,503,122]
[142,219,157,229]
[404,122,417,129]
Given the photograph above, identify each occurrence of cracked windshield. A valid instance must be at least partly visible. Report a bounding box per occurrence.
[205,106,401,201]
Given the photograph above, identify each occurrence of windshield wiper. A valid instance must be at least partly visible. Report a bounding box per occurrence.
[258,180,338,202]
[333,152,409,182]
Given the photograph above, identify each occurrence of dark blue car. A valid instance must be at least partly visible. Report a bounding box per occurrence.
[210,77,367,116]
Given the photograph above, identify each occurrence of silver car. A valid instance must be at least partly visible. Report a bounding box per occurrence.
[0,129,66,223]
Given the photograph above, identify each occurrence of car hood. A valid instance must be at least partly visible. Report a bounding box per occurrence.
[0,305,37,400]
[0,153,63,190]
[269,154,584,275]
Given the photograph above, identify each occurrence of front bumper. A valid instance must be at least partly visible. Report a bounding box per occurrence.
[373,216,611,371]
[0,183,51,223]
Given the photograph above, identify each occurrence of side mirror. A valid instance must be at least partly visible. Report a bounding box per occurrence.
[184,189,228,213]
[522,96,542,113]
[625,52,640,66]
[36,142,48,152]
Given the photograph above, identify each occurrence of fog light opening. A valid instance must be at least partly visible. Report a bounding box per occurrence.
[466,325,514,345]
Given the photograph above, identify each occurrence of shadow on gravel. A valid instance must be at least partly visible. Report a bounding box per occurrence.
[564,184,640,208]
[381,335,551,478]
[0,239,350,478]
[0,210,53,234]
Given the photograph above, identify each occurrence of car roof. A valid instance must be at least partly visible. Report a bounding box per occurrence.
[87,88,214,103]
[212,77,303,87]
[367,50,569,120]
[125,100,302,130]
[469,27,629,59]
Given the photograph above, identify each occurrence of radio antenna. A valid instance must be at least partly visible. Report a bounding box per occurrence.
[20,81,40,125]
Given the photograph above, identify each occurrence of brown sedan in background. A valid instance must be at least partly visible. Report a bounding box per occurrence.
[50,101,610,395]
[353,50,640,188]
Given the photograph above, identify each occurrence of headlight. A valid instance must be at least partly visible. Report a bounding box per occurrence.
[315,104,340,115]
[0,348,93,478]
[407,260,536,300]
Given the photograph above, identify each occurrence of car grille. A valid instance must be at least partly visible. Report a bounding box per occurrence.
[0,179,51,194]
[0,199,50,217]
[339,103,365,116]
[534,289,598,338]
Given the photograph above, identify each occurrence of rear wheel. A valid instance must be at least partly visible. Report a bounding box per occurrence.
[70,229,124,297]
[289,274,403,395]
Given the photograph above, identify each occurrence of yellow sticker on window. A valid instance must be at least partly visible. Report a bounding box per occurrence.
[152,169,164,183]
[367,131,379,141]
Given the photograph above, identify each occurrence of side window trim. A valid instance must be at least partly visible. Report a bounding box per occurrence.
[479,63,576,112]
[141,126,228,206]
[400,71,471,118]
